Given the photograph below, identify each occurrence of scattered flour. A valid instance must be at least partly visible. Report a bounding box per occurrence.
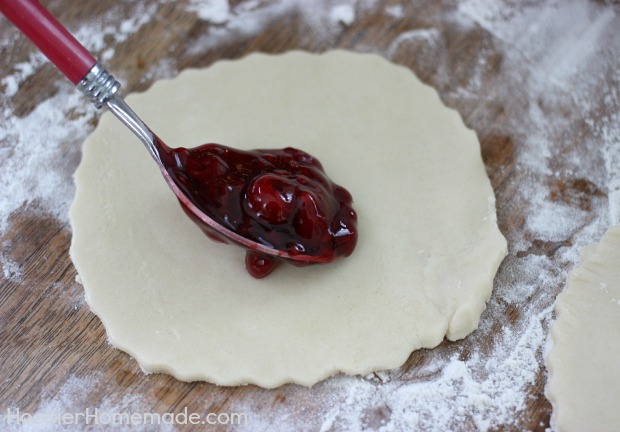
[234,306,550,431]
[330,4,356,26]
[1,0,619,431]
[1,53,46,97]
[0,88,93,232]
[185,0,294,54]
[385,4,404,19]
[73,2,160,64]
[387,28,441,58]
[1,251,22,284]
[187,0,231,24]
[0,374,174,432]
[591,108,620,224]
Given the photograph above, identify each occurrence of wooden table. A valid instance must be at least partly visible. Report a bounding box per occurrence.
[1,0,618,430]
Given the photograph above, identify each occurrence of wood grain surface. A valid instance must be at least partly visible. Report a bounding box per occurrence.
[1,0,619,431]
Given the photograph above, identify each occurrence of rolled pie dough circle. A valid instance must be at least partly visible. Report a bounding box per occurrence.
[546,225,620,431]
[70,51,507,388]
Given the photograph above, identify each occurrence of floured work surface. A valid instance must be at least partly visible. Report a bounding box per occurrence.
[546,225,620,432]
[1,0,619,430]
[69,51,506,388]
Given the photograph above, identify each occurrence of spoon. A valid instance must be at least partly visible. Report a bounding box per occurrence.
[0,0,353,271]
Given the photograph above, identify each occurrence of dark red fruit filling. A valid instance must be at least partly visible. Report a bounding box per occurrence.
[161,143,358,278]
[245,251,278,279]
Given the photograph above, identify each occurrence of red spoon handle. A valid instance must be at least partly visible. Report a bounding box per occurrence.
[0,0,96,84]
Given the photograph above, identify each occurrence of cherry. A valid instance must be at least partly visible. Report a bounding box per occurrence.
[161,144,358,278]
[247,174,296,225]
[245,251,278,279]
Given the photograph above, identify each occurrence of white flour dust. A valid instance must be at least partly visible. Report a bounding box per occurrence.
[1,0,619,431]
[0,89,92,233]
[187,0,231,24]
[0,374,174,432]
[0,250,22,284]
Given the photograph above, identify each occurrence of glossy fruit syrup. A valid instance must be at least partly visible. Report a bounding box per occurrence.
[160,143,358,278]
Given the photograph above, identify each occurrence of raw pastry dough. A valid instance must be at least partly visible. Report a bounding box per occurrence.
[70,51,507,387]
[546,225,620,431]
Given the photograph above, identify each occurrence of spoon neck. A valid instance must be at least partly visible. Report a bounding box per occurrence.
[105,93,161,162]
